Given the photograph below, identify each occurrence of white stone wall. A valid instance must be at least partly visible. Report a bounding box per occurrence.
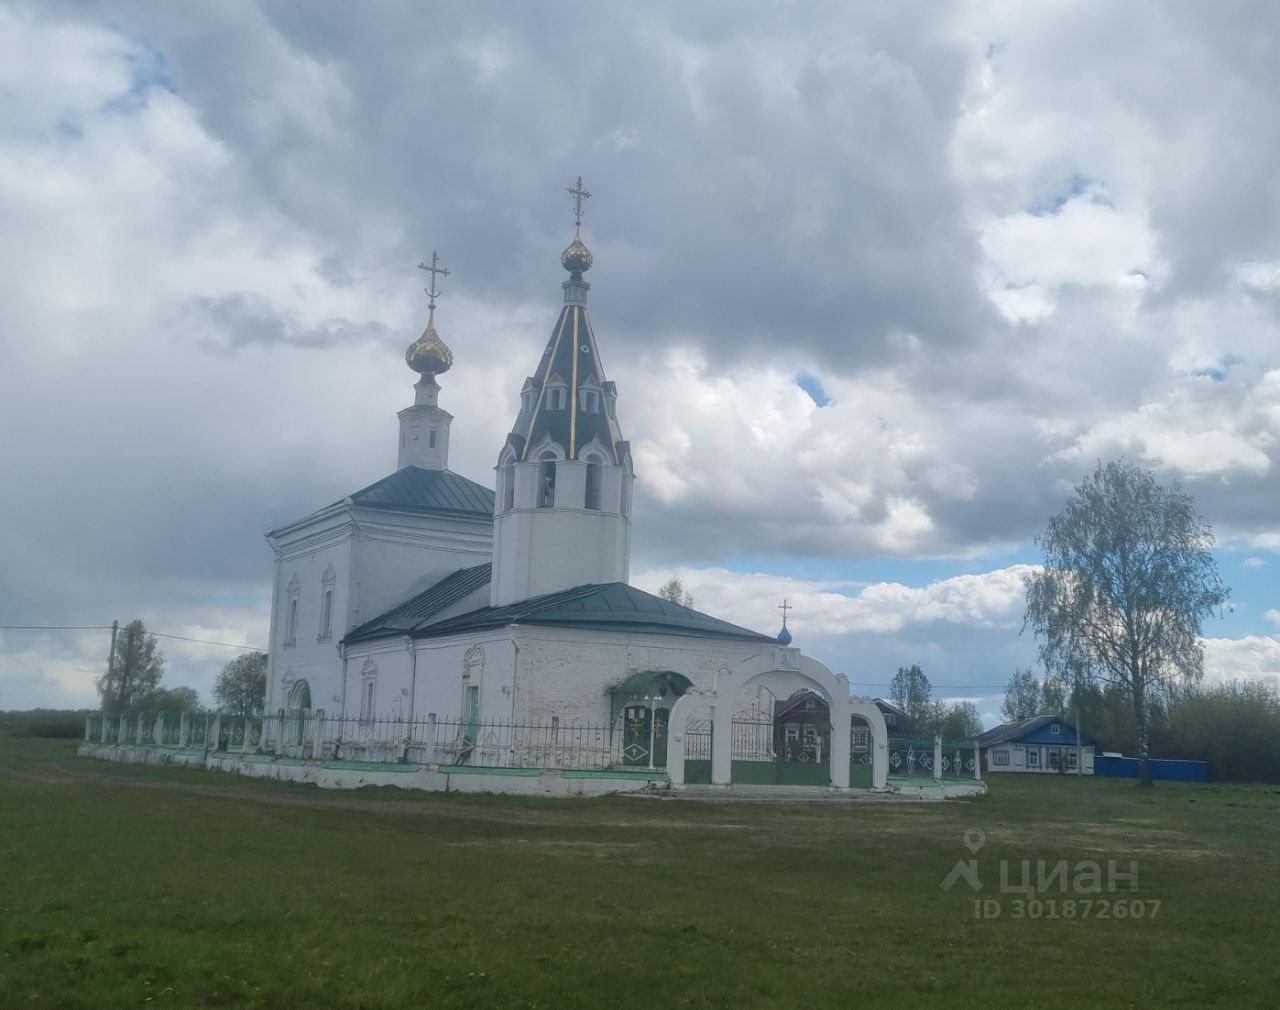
[264,502,493,722]
[346,624,774,724]
[265,517,353,717]
[491,458,632,606]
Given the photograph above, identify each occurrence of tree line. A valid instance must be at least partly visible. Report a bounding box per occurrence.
[1001,667,1280,783]
[97,618,267,716]
[888,663,984,740]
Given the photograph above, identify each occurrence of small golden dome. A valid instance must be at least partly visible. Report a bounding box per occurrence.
[561,235,593,274]
[405,322,453,375]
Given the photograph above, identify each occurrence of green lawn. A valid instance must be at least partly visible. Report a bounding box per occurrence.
[2,736,1279,1008]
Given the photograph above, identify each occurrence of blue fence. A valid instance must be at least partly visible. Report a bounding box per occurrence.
[1094,755,1207,782]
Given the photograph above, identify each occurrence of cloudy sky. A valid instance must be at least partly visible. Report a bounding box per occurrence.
[2,1,1278,725]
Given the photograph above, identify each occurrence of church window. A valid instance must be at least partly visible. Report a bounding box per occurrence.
[319,589,333,640]
[521,389,536,413]
[502,463,515,511]
[360,657,377,720]
[400,430,406,449]
[620,475,632,517]
[606,393,616,418]
[579,389,599,414]
[538,455,556,507]
[429,429,437,449]
[285,598,298,648]
[546,386,567,411]
[585,460,602,510]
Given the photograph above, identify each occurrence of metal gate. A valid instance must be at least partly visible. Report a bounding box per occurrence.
[621,704,669,768]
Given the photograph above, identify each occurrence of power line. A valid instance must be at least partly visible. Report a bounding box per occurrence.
[0,625,263,651]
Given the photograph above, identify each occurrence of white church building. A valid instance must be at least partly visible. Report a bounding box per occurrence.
[261,183,891,790]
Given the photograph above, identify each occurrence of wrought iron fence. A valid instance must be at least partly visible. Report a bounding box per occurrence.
[888,736,979,779]
[939,740,977,779]
[685,719,713,761]
[887,737,937,778]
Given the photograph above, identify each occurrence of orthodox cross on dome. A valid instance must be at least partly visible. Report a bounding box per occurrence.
[417,250,450,323]
[775,598,794,646]
[567,175,591,232]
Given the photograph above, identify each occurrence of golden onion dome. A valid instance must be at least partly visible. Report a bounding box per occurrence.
[561,235,593,274]
[405,321,453,376]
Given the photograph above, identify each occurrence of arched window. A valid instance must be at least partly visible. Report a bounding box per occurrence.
[620,475,632,518]
[286,599,298,647]
[319,589,333,639]
[585,458,602,510]
[502,462,515,511]
[360,657,377,720]
[538,453,557,507]
[429,429,437,448]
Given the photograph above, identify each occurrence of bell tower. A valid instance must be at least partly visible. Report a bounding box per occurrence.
[490,178,634,606]
[398,251,454,470]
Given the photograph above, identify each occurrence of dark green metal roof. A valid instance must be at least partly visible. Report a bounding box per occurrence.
[343,466,494,517]
[409,582,775,643]
[344,563,492,644]
[502,301,629,465]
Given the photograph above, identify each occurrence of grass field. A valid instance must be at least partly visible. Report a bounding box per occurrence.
[3,736,1279,1008]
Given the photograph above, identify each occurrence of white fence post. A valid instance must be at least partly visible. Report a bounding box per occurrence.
[974,742,982,782]
[933,735,943,782]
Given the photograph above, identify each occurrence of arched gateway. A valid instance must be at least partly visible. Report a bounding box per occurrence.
[665,650,889,790]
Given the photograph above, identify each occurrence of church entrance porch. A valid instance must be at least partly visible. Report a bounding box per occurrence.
[621,702,669,769]
[608,671,690,770]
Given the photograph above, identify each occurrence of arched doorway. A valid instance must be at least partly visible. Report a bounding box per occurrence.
[608,671,691,769]
[731,686,832,785]
[850,714,874,787]
[285,679,311,749]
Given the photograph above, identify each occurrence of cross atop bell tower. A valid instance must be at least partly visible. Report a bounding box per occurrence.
[568,175,591,232]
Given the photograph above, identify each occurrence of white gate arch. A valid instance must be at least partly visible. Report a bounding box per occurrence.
[665,649,889,790]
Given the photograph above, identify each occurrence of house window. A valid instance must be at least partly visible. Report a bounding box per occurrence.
[429,429,437,449]
[1051,723,1061,735]
[1066,749,1079,769]
[538,456,556,507]
[992,750,1010,766]
[1027,748,1040,768]
[585,461,602,510]
[318,589,333,640]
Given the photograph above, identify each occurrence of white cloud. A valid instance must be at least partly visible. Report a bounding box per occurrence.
[634,564,1035,638]
[1203,634,1280,687]
[1243,557,1266,568]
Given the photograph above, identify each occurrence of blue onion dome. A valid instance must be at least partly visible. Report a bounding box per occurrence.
[405,322,453,376]
[777,624,793,646]
[561,235,593,274]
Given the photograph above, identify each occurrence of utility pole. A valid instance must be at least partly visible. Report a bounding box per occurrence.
[106,620,118,710]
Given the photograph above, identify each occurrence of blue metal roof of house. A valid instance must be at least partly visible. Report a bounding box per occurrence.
[344,563,492,643]
[354,579,775,644]
[977,716,1094,748]
[343,466,494,517]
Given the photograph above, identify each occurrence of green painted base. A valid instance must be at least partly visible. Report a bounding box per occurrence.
[731,760,830,786]
[684,760,713,785]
